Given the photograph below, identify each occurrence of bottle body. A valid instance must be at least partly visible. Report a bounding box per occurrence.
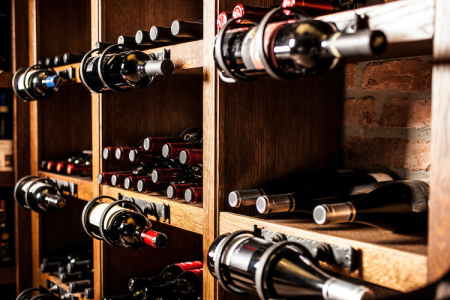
[14,68,63,101]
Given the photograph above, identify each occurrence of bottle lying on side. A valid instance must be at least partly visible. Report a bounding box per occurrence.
[230,169,394,209]
[143,269,203,300]
[313,180,429,232]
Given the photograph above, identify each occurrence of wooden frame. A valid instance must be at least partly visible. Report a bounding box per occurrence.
[10,0,450,299]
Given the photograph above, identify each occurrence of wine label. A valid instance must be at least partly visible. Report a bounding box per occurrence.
[189,269,203,281]
[175,261,203,272]
[89,203,127,229]
[368,173,393,182]
[0,140,13,171]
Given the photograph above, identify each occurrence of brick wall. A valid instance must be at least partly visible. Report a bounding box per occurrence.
[343,56,432,179]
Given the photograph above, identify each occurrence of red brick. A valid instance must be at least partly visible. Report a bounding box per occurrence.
[362,59,432,91]
[382,98,432,129]
[344,137,431,171]
[344,63,356,89]
[344,97,378,127]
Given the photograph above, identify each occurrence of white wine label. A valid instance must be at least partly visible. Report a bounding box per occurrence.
[368,173,393,182]
[89,203,127,229]
[17,70,37,91]
[0,140,13,171]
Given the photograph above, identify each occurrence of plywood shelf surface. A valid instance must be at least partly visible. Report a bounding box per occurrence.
[0,71,12,89]
[220,212,428,293]
[38,171,93,201]
[0,267,16,285]
[101,185,203,235]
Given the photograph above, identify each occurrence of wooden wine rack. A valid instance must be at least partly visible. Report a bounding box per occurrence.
[7,0,450,299]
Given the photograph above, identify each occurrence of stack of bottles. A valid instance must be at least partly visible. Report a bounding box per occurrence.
[217,0,365,29]
[41,151,92,177]
[37,52,87,68]
[99,127,203,204]
[114,19,202,50]
[103,261,203,300]
[40,250,93,294]
[229,169,430,232]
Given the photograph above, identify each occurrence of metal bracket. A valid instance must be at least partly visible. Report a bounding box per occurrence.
[150,48,171,61]
[254,226,358,273]
[47,177,77,197]
[117,193,169,222]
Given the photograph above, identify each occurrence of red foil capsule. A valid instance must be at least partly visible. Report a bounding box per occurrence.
[102,147,118,160]
[129,149,155,163]
[143,137,181,152]
[184,187,203,203]
[115,147,135,161]
[67,163,92,175]
[140,229,168,249]
[189,269,204,281]
[137,178,164,193]
[167,183,202,199]
[123,175,147,190]
[179,149,203,165]
[175,261,203,271]
[232,4,272,18]
[152,168,183,184]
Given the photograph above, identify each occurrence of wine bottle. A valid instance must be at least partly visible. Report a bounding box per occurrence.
[111,163,152,187]
[58,266,68,274]
[102,147,118,160]
[255,171,394,215]
[41,251,93,273]
[171,20,203,40]
[184,187,202,204]
[66,163,92,176]
[143,127,203,152]
[14,176,66,213]
[68,280,92,293]
[54,55,64,67]
[179,149,202,165]
[55,152,92,174]
[167,183,201,200]
[129,261,203,292]
[98,171,132,185]
[313,180,430,232]
[161,142,201,159]
[232,4,274,18]
[61,293,78,300]
[123,175,147,191]
[217,12,232,30]
[59,270,93,283]
[84,287,94,300]
[282,0,366,16]
[129,149,157,163]
[117,35,151,50]
[150,26,178,43]
[151,166,202,184]
[115,147,135,161]
[87,202,168,249]
[45,57,55,67]
[67,259,92,273]
[136,178,164,193]
[94,41,115,49]
[80,48,174,93]
[143,269,203,299]
[63,52,86,64]
[135,30,156,47]
[207,233,373,300]
[13,67,63,101]
[216,15,387,82]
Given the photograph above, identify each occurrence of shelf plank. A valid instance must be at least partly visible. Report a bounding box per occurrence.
[220,212,428,293]
[43,274,87,300]
[143,40,203,73]
[53,63,82,83]
[0,71,12,89]
[0,267,16,285]
[38,171,93,201]
[317,0,434,60]
[0,172,15,187]
[101,185,203,235]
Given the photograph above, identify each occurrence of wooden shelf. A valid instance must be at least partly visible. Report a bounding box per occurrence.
[38,171,93,201]
[43,273,87,300]
[54,63,82,83]
[220,212,428,293]
[317,0,434,61]
[0,71,12,89]
[101,185,203,235]
[0,171,15,187]
[0,267,16,286]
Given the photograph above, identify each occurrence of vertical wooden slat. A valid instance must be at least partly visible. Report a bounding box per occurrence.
[12,0,32,293]
[429,0,450,284]
[203,0,219,299]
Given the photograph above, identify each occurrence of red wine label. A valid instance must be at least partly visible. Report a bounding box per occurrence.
[368,173,393,182]
[189,268,203,281]
[175,261,203,272]
[141,229,161,248]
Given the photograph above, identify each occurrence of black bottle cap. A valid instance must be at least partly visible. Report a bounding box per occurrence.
[84,287,94,299]
[54,55,64,66]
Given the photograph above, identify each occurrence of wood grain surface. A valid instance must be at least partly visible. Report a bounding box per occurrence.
[220,212,428,292]
[0,72,13,89]
[429,0,450,285]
